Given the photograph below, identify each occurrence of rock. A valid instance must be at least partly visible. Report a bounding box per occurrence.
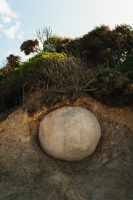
[39,106,101,161]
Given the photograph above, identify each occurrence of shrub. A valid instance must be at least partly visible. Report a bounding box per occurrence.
[24,89,61,114]
[24,57,96,113]
[92,66,131,105]
[0,52,95,112]
[43,35,61,52]
[0,52,66,112]
[27,51,66,63]
[35,57,95,94]
[96,67,129,90]
[6,54,20,69]
[20,39,39,55]
[120,53,133,80]
[58,24,133,67]
[36,26,52,49]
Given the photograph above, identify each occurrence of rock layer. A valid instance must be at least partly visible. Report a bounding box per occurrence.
[39,106,101,161]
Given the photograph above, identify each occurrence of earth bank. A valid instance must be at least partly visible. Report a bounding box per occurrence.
[0,96,133,200]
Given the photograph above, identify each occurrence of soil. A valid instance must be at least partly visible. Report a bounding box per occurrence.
[0,96,133,200]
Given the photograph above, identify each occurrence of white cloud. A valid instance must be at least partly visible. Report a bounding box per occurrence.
[1,15,12,23]
[0,23,4,28]
[0,0,16,19]
[3,21,20,39]
[0,0,24,40]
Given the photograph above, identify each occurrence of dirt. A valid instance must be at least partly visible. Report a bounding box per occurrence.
[0,96,133,200]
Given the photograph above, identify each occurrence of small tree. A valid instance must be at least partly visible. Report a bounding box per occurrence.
[6,54,20,69]
[42,35,61,52]
[36,26,52,50]
[20,39,39,55]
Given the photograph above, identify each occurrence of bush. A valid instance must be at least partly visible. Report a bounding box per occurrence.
[0,49,132,113]
[120,53,133,80]
[96,67,129,89]
[0,52,66,112]
[24,89,61,113]
[43,36,66,53]
[92,67,131,105]
[58,24,133,67]
[0,52,95,113]
[24,57,96,113]
[20,39,39,55]
[6,54,20,69]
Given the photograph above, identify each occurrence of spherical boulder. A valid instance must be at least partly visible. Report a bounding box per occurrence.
[39,106,101,161]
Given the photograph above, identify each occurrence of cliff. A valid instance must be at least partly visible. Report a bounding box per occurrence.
[0,96,133,200]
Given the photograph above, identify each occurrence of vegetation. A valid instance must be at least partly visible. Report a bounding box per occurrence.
[36,26,52,50]
[20,39,39,55]
[120,53,133,80]
[0,24,133,113]
[58,24,133,67]
[6,54,20,69]
[96,67,129,89]
[0,54,21,77]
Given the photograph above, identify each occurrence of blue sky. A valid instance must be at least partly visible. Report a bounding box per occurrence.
[0,0,133,66]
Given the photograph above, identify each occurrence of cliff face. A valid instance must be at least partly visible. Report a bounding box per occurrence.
[0,96,133,200]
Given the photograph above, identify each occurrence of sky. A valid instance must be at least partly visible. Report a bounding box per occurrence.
[0,0,133,66]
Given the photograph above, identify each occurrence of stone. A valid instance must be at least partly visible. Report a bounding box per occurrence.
[39,106,101,161]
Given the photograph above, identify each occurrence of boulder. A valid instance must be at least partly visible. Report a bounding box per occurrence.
[39,106,101,161]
